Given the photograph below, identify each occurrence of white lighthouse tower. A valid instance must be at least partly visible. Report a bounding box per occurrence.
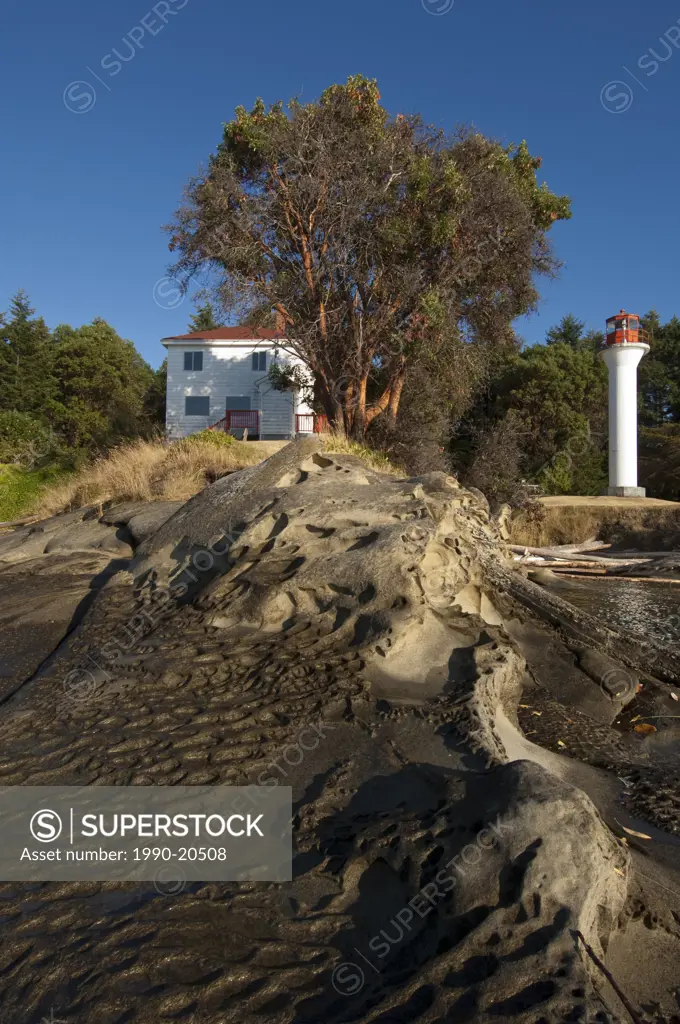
[599,309,650,497]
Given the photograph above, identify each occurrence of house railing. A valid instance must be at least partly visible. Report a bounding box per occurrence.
[208,411,326,436]
[208,410,260,434]
[604,328,651,347]
[295,414,329,434]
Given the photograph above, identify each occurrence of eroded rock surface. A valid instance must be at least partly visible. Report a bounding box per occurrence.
[0,441,678,1024]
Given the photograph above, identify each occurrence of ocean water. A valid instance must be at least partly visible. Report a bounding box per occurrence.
[555,577,679,647]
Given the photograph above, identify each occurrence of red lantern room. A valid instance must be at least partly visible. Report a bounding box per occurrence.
[605,309,649,346]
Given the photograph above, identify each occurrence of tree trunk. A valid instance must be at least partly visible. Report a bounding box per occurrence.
[485,559,680,686]
[385,363,406,428]
[347,375,369,439]
[317,377,345,434]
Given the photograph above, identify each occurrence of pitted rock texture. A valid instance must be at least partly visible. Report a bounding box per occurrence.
[0,440,678,1024]
[0,506,135,563]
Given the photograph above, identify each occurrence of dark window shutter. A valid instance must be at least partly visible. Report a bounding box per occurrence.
[185,396,210,416]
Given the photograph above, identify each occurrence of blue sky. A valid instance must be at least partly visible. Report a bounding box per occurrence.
[1,0,679,367]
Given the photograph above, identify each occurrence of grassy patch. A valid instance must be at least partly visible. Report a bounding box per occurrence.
[510,503,680,549]
[0,463,72,522]
[322,434,401,475]
[31,432,403,520]
[35,437,286,516]
[180,429,236,449]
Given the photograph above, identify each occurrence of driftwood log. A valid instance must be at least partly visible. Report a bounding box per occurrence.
[486,557,680,686]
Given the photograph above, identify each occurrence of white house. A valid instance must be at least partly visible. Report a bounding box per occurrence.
[161,327,317,440]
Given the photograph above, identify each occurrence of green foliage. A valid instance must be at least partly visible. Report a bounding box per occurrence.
[537,433,608,496]
[0,411,60,467]
[455,325,610,497]
[546,313,603,351]
[506,141,572,230]
[44,319,157,450]
[0,463,71,521]
[188,303,223,332]
[508,343,608,470]
[462,412,525,506]
[0,290,53,414]
[168,75,570,438]
[0,290,166,474]
[143,359,167,426]
[456,307,680,499]
[639,311,680,425]
[546,313,585,348]
[267,362,314,406]
[639,425,680,500]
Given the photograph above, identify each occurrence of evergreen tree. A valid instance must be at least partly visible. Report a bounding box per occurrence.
[0,292,173,457]
[143,359,167,428]
[545,313,603,351]
[188,302,223,332]
[639,310,680,425]
[546,313,586,348]
[0,290,54,414]
[454,340,609,495]
[45,319,156,450]
[641,309,662,341]
[582,328,605,351]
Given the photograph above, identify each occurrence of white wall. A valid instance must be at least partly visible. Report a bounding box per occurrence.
[600,343,649,489]
[164,341,313,439]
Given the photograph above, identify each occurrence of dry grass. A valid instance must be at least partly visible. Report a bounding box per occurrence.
[36,437,286,516]
[511,507,607,547]
[537,494,677,508]
[321,432,401,475]
[34,432,401,518]
[511,503,680,549]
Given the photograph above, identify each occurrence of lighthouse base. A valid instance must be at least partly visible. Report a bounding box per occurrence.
[603,486,646,498]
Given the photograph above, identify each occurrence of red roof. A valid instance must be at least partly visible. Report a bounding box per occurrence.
[162,327,283,342]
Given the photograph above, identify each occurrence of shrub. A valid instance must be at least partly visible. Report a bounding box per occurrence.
[322,434,400,474]
[0,463,71,521]
[180,429,236,449]
[461,414,525,510]
[639,426,680,501]
[0,411,59,468]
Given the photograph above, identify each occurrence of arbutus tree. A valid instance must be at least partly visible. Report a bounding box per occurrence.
[167,75,571,439]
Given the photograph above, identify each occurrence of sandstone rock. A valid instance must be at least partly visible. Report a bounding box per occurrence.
[0,440,677,1023]
[0,507,134,564]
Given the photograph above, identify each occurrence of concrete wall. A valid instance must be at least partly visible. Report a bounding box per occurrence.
[164,341,313,440]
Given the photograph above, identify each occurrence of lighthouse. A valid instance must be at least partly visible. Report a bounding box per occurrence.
[599,310,650,497]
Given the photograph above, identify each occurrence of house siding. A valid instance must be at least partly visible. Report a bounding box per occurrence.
[164,341,313,440]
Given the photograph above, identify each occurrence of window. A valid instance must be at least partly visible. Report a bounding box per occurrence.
[252,351,266,371]
[226,396,251,410]
[185,396,210,416]
[606,321,616,335]
[629,318,639,330]
[184,351,203,371]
